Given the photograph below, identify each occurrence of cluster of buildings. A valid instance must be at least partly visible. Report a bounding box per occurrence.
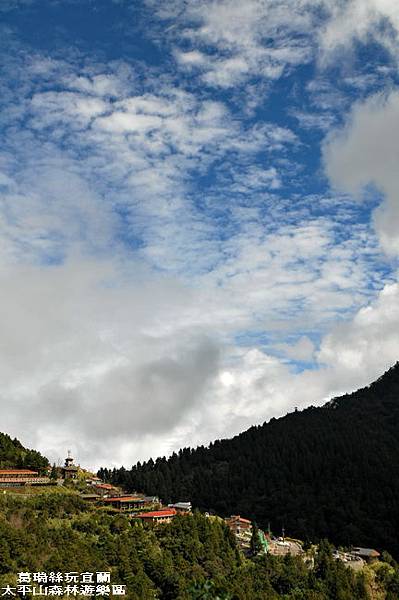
[225,515,301,556]
[97,495,192,524]
[81,476,193,524]
[223,516,382,564]
[0,453,79,489]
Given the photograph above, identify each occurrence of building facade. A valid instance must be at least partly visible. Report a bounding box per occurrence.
[103,496,153,511]
[225,515,253,550]
[135,508,177,524]
[0,469,50,487]
[62,452,78,480]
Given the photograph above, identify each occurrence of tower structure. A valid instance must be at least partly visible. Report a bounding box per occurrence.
[62,450,78,480]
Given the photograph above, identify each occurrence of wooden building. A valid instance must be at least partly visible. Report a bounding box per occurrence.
[93,483,117,497]
[225,515,252,536]
[351,547,381,563]
[0,469,50,487]
[225,515,253,550]
[62,452,78,480]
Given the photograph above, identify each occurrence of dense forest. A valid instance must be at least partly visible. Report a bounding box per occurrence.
[1,490,398,599]
[100,363,399,558]
[0,432,49,473]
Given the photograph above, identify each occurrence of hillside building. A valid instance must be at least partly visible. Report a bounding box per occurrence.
[93,483,117,496]
[225,515,252,550]
[103,495,157,511]
[62,451,78,480]
[351,547,381,563]
[168,501,192,513]
[0,469,50,487]
[135,508,177,524]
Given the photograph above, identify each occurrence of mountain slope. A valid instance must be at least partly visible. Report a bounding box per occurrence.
[101,363,399,557]
[0,432,49,472]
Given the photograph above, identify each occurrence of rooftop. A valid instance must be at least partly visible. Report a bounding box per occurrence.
[0,469,38,475]
[169,502,192,509]
[352,547,381,557]
[136,509,177,518]
[227,515,252,524]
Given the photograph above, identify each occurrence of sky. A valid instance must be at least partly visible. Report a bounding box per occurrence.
[1,0,399,470]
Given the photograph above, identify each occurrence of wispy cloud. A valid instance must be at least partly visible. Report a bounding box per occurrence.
[153,0,316,93]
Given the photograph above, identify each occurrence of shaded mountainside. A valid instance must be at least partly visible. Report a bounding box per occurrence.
[0,432,49,472]
[100,363,399,557]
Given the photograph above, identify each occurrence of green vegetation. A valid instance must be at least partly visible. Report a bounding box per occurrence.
[101,362,399,558]
[250,523,262,557]
[0,433,49,473]
[2,491,398,599]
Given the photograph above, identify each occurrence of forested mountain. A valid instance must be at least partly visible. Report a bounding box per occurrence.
[100,363,399,557]
[0,432,49,472]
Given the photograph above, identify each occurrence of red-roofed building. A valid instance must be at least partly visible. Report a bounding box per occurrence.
[135,508,177,524]
[93,483,117,497]
[225,515,253,549]
[0,469,50,487]
[0,469,37,475]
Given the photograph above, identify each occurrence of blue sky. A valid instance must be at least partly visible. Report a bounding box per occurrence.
[1,0,399,468]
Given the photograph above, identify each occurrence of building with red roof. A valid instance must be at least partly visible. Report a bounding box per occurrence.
[225,515,253,550]
[92,483,117,497]
[135,508,177,524]
[0,469,50,487]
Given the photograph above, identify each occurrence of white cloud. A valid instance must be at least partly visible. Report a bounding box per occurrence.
[4,64,299,281]
[0,154,116,264]
[151,0,315,90]
[291,110,337,131]
[64,74,126,98]
[318,281,399,376]
[324,90,399,255]
[188,276,399,450]
[174,49,208,67]
[0,258,222,465]
[319,0,399,61]
[161,0,399,95]
[31,92,109,128]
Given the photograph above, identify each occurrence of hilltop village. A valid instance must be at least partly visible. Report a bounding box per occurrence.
[0,453,382,570]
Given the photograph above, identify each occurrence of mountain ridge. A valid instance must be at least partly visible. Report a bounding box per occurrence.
[100,362,399,557]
